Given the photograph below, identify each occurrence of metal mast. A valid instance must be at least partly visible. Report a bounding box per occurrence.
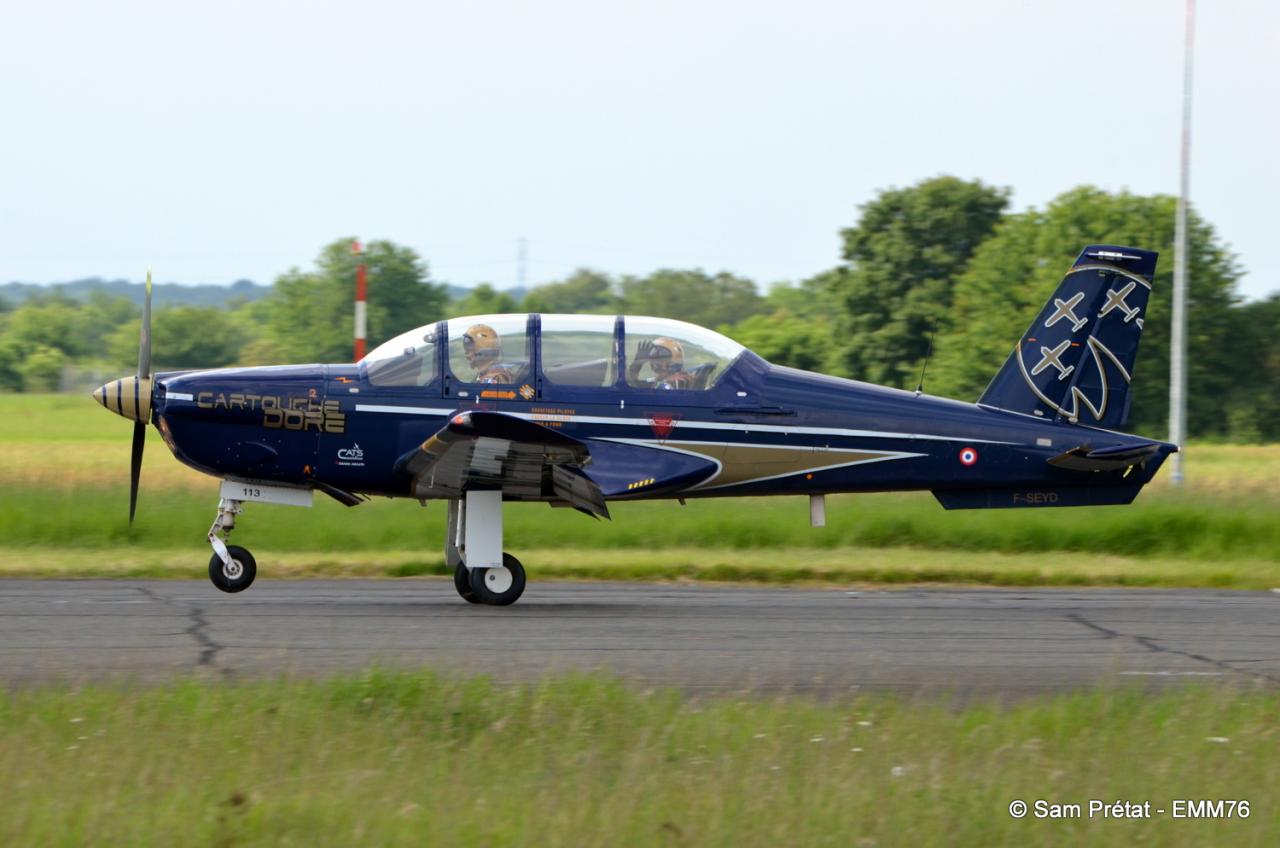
[1169,0,1195,484]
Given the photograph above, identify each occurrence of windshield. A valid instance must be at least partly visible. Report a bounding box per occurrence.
[361,322,439,386]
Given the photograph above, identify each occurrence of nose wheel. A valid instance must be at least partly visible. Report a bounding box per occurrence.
[207,497,258,593]
[453,553,526,606]
[209,545,257,593]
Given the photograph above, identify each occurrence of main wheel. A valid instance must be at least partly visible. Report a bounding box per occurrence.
[453,562,480,603]
[467,553,526,606]
[209,545,257,593]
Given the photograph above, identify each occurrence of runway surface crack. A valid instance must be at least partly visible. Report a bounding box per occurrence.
[135,587,229,676]
[1065,612,1280,684]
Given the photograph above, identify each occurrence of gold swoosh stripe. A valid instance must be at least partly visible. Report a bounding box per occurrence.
[676,444,894,489]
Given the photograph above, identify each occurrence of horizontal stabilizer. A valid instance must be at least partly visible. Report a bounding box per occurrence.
[932,485,1143,510]
[1048,442,1165,473]
[980,245,1158,428]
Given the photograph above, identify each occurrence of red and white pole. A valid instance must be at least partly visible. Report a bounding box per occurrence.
[352,239,368,361]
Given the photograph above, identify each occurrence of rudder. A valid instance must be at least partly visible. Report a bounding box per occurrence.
[979,245,1158,428]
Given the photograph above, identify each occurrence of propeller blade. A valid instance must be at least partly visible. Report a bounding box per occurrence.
[137,269,152,379]
[130,270,152,525]
[129,420,145,525]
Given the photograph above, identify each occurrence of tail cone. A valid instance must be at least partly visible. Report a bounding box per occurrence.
[92,377,153,423]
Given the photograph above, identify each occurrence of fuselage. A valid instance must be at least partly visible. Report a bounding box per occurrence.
[149,349,1174,505]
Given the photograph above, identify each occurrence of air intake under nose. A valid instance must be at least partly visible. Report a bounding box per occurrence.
[92,376,153,423]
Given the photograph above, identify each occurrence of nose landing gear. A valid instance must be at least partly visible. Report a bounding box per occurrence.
[207,498,257,593]
[209,544,257,593]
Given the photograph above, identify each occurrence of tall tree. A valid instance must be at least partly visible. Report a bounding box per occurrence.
[832,176,1010,387]
[724,270,842,371]
[1221,294,1280,441]
[521,269,618,314]
[2,295,95,359]
[107,305,249,370]
[929,187,1242,438]
[620,269,761,328]
[267,239,448,362]
[450,283,519,317]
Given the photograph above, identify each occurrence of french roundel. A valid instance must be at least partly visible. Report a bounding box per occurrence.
[958,447,979,467]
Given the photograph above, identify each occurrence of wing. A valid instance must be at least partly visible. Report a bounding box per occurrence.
[394,410,609,518]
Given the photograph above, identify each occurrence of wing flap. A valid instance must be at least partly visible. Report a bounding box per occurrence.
[394,410,607,516]
[551,464,610,519]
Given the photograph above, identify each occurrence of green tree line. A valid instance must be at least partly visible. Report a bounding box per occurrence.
[2,180,1276,440]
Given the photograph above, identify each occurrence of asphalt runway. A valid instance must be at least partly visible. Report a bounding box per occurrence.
[2,579,1278,695]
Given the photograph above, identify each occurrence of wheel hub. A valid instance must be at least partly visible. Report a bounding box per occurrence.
[484,566,513,594]
[222,559,243,580]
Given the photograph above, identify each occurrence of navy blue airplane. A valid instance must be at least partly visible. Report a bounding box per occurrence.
[95,245,1176,605]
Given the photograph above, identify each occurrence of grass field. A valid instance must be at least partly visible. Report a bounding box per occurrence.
[2,670,1276,846]
[4,394,1278,588]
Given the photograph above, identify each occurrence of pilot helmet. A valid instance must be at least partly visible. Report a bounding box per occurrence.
[649,337,684,376]
[463,324,503,367]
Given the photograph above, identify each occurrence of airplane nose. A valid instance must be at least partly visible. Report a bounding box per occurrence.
[92,376,153,423]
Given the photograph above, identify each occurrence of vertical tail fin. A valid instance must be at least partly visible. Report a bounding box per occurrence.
[979,245,1158,428]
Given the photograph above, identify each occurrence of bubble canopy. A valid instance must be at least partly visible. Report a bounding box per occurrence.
[360,315,747,390]
[361,322,441,387]
[363,323,440,364]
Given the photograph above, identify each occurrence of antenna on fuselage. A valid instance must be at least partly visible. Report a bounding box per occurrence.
[914,323,936,398]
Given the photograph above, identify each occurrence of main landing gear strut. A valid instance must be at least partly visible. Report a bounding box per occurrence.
[446,492,526,606]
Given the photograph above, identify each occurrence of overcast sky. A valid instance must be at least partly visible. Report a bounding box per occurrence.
[2,1,1276,299]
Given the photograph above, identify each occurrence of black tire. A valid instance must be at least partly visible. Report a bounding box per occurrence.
[209,545,257,593]
[467,553,526,606]
[453,562,481,603]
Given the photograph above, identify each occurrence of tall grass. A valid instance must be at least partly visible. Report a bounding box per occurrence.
[2,671,1275,847]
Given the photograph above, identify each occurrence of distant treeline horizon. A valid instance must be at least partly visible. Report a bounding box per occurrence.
[0,278,486,309]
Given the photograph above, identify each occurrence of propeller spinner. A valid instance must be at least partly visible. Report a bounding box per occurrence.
[91,270,153,524]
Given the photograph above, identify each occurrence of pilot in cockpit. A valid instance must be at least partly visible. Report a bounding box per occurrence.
[628,337,695,390]
[463,324,515,384]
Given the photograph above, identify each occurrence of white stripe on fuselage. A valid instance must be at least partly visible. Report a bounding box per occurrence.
[351,404,1016,445]
[354,404,458,415]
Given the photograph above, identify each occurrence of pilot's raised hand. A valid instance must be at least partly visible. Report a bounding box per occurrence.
[628,339,656,382]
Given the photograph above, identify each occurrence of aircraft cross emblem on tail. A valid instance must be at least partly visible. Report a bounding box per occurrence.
[1098,281,1142,325]
[1030,340,1075,381]
[1044,292,1089,332]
